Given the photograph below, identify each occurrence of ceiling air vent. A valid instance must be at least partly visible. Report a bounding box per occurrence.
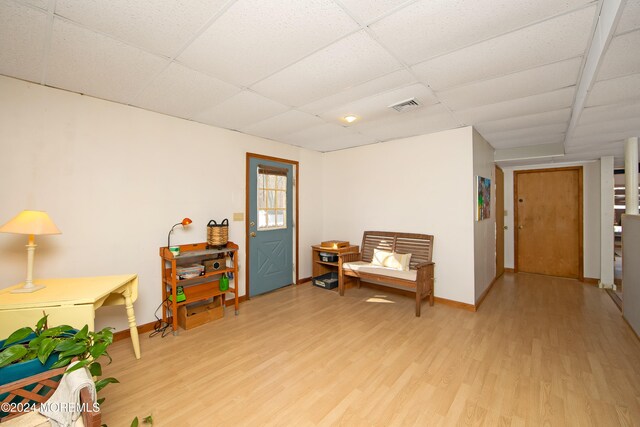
[388,97,421,112]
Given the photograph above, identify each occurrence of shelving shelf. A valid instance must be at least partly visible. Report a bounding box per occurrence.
[160,241,239,334]
[162,267,235,285]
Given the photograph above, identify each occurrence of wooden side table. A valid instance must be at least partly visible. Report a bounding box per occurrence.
[311,244,359,289]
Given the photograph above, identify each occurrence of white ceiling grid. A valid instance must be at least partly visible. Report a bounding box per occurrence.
[0,0,638,163]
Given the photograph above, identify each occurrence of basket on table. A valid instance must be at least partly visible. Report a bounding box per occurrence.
[207,219,229,248]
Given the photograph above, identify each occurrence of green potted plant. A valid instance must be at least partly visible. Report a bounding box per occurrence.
[0,314,118,413]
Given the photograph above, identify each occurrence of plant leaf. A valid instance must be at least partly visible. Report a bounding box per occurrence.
[131,417,139,427]
[0,345,28,368]
[37,338,58,364]
[3,327,33,347]
[75,325,89,340]
[143,415,153,424]
[97,397,105,406]
[59,343,87,359]
[95,377,119,393]
[55,339,79,352]
[29,335,44,349]
[90,342,109,359]
[36,314,48,333]
[89,361,102,377]
[24,349,38,361]
[65,359,90,375]
[100,329,114,345]
[50,356,72,369]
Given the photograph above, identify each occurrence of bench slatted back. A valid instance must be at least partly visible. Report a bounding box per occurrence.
[361,231,434,270]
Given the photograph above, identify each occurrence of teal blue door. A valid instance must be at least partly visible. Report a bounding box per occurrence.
[248,157,294,296]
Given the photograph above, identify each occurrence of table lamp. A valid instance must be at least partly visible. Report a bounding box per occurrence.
[0,210,61,293]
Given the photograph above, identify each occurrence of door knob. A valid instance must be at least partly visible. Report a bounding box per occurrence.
[250,221,255,227]
[250,232,256,237]
[504,226,508,230]
[518,225,523,229]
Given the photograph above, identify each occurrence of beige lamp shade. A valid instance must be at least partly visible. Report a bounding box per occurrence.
[0,210,61,235]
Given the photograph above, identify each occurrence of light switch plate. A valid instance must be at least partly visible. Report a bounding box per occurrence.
[233,212,244,221]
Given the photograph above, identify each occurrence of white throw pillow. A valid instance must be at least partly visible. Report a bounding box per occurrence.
[371,249,412,271]
[371,248,393,266]
[392,252,412,271]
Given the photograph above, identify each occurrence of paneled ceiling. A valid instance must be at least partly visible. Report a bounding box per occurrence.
[1,0,639,164]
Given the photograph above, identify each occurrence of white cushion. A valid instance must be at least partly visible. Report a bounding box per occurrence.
[342,261,417,281]
[371,249,412,271]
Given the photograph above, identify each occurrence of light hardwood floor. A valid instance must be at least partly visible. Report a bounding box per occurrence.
[101,273,640,426]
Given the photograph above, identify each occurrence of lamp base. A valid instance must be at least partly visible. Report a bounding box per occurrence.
[11,284,46,293]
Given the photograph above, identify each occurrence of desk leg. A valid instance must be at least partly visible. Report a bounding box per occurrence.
[123,286,141,359]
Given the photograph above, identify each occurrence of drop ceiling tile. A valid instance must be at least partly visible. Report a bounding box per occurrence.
[562,147,624,162]
[579,101,640,125]
[456,87,576,124]
[617,0,640,34]
[241,110,326,140]
[565,140,621,151]
[22,0,48,10]
[0,1,48,83]
[437,58,581,110]
[586,73,640,107]
[572,116,640,138]
[251,31,402,107]
[46,19,169,105]
[487,133,565,149]
[567,131,633,147]
[134,62,241,120]
[597,31,640,81]
[308,132,377,151]
[474,108,571,135]
[351,103,460,141]
[279,123,375,151]
[485,123,568,144]
[319,83,438,124]
[178,0,359,87]
[339,0,412,24]
[412,6,595,90]
[299,69,415,115]
[194,90,290,130]
[372,0,593,66]
[54,0,229,57]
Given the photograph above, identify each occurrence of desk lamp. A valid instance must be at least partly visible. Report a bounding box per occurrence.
[168,217,192,249]
[0,210,61,293]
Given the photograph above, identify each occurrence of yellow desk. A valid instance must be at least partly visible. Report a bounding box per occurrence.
[0,274,140,359]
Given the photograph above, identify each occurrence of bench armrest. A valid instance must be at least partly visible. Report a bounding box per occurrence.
[415,261,434,269]
[340,252,362,263]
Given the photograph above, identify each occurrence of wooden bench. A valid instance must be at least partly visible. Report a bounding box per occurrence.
[339,231,434,316]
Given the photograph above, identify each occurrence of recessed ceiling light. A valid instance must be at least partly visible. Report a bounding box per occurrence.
[343,115,358,123]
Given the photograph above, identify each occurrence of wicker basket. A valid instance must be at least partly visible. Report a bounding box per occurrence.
[207,219,229,247]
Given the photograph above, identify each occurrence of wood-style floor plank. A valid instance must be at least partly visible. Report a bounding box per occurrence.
[100,273,640,426]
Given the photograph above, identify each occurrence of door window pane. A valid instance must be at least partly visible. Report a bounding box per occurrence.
[257,170,287,230]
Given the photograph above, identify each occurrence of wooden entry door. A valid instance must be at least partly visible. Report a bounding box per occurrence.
[495,166,504,278]
[246,153,299,298]
[515,167,583,279]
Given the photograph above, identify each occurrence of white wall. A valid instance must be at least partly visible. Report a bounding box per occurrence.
[472,130,496,301]
[321,127,477,305]
[0,76,324,331]
[502,161,601,279]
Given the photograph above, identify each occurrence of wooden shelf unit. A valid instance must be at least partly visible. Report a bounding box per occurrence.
[311,244,359,287]
[160,241,239,334]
